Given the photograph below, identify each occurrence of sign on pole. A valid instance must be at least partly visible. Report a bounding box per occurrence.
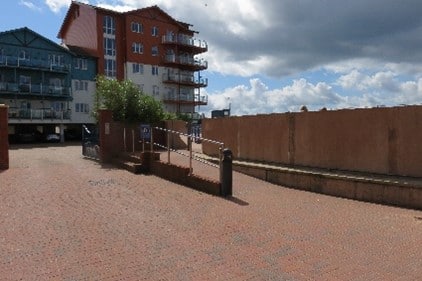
[140,124,151,140]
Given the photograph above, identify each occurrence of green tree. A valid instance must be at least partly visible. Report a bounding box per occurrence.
[93,75,166,123]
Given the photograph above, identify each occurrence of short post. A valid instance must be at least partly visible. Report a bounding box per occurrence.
[188,135,193,175]
[132,129,135,153]
[220,148,233,197]
[167,130,170,163]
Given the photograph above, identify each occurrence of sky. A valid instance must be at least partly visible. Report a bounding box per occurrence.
[2,0,422,116]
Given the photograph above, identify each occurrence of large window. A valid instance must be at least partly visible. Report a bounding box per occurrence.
[104,38,116,56]
[105,59,116,78]
[151,65,159,76]
[132,42,143,54]
[103,15,115,35]
[131,22,143,33]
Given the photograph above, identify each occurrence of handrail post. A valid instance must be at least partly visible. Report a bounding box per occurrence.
[132,129,135,153]
[123,127,126,152]
[188,135,193,175]
[167,129,170,163]
[150,127,154,153]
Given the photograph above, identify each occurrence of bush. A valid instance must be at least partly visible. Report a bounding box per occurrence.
[93,75,166,123]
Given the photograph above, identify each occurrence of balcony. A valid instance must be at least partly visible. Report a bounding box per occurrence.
[162,73,208,87]
[163,92,208,106]
[0,55,69,73]
[0,82,71,100]
[162,35,207,54]
[8,108,71,121]
[163,55,207,71]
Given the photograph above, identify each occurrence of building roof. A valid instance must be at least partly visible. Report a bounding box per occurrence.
[57,1,196,39]
[63,44,99,58]
[0,26,71,54]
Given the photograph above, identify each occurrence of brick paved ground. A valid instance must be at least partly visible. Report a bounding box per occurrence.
[1,143,421,280]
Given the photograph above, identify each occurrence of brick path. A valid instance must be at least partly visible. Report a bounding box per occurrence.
[1,144,421,280]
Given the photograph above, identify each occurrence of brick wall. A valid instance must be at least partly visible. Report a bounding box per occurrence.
[0,104,9,170]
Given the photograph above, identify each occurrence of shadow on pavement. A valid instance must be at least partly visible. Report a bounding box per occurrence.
[225,196,249,206]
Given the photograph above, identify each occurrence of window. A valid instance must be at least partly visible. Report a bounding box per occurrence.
[52,102,65,111]
[132,42,143,54]
[104,38,116,56]
[151,46,158,56]
[132,63,144,74]
[74,80,88,91]
[103,15,115,35]
[105,59,116,78]
[75,103,89,113]
[75,58,88,70]
[152,85,159,96]
[49,54,64,66]
[19,50,29,60]
[131,22,143,33]
[151,65,159,76]
[151,26,159,37]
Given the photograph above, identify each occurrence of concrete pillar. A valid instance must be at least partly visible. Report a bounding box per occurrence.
[0,104,9,170]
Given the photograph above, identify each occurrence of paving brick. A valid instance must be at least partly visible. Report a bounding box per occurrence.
[0,143,421,280]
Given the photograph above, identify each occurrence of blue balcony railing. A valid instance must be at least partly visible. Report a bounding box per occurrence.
[0,82,70,97]
[0,55,69,72]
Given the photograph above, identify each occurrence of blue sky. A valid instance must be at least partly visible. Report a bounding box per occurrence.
[2,0,422,116]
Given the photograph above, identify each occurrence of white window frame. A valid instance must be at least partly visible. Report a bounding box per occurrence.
[151,65,159,76]
[103,15,116,35]
[152,26,159,37]
[104,38,116,56]
[131,22,143,33]
[132,42,143,54]
[132,63,144,74]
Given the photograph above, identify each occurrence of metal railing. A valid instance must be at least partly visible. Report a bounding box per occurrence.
[148,126,224,176]
[0,82,70,96]
[0,55,69,72]
[8,108,71,120]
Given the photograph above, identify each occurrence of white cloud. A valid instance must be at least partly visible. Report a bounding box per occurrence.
[201,74,422,116]
[44,0,71,13]
[20,1,42,12]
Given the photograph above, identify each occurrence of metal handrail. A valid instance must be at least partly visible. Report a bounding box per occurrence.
[152,126,224,176]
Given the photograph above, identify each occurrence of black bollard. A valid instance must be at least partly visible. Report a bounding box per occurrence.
[220,148,233,197]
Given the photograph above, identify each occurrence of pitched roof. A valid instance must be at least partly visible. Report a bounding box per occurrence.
[0,26,71,53]
[57,1,195,38]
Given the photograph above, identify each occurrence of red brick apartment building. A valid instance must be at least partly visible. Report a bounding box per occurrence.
[58,1,208,117]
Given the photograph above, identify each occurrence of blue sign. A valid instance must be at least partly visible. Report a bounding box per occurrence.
[140,124,151,140]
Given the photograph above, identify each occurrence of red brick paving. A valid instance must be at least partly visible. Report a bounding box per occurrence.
[1,143,421,280]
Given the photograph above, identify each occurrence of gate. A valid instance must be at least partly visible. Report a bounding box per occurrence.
[82,125,100,160]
